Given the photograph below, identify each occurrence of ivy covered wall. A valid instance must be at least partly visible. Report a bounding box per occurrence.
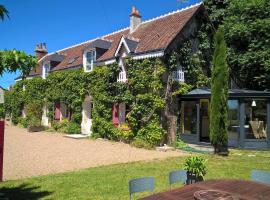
[2,9,212,147]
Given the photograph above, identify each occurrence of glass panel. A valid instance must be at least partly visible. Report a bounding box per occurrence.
[180,101,197,134]
[228,100,239,140]
[86,51,95,71]
[245,99,267,139]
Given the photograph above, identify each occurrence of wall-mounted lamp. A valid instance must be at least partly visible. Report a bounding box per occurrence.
[252,100,256,107]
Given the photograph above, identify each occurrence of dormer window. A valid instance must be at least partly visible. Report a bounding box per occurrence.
[83,50,96,72]
[172,66,184,82]
[42,62,50,79]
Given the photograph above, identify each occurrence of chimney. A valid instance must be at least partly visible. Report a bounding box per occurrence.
[35,43,47,60]
[130,6,141,33]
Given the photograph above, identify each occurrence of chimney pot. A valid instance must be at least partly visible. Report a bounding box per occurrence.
[35,42,48,60]
[130,6,142,33]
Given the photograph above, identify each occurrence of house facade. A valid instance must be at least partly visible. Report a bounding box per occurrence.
[23,3,206,135]
[16,3,269,149]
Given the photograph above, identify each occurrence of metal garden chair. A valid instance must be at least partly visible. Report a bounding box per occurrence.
[168,169,187,189]
[251,170,270,185]
[128,177,155,200]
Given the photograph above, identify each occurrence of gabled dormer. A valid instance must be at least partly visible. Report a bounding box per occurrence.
[83,39,112,72]
[114,36,139,57]
[42,53,65,79]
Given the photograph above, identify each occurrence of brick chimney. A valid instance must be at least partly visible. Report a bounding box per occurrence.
[35,43,47,60]
[130,6,141,33]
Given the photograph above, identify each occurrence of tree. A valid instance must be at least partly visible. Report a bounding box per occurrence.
[204,0,270,90]
[210,26,229,155]
[203,0,230,29]
[0,50,37,79]
[0,5,9,21]
[224,0,270,89]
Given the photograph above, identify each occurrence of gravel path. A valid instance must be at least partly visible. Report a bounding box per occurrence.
[3,125,184,180]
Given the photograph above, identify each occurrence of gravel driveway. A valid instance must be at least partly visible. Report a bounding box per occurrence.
[3,125,183,180]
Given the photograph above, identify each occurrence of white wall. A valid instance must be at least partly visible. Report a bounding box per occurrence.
[81,96,92,135]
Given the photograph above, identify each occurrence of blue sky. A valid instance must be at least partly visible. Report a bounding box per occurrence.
[0,0,201,88]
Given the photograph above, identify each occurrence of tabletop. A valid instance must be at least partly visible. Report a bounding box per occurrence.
[140,179,270,200]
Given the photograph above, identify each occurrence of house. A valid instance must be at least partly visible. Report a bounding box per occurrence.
[23,3,207,135]
[17,3,270,149]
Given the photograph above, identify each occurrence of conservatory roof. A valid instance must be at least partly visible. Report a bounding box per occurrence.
[180,87,270,99]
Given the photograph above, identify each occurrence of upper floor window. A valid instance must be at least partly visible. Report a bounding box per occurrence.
[172,67,184,82]
[117,71,127,82]
[84,50,96,72]
[42,62,50,79]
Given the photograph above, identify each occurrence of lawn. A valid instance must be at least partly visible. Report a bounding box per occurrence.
[0,149,270,200]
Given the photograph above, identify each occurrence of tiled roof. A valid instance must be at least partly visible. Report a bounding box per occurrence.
[30,3,202,76]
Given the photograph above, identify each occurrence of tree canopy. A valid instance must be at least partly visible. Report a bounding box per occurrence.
[0,50,37,79]
[204,0,270,90]
[0,5,9,21]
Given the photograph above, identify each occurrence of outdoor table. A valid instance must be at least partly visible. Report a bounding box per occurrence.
[140,179,270,200]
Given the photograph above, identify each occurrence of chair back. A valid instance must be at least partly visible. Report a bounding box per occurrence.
[129,177,155,200]
[169,170,187,185]
[252,170,270,185]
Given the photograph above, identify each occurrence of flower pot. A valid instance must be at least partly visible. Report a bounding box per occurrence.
[186,172,204,185]
[28,126,44,132]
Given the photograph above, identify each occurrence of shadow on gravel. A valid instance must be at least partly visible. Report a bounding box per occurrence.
[0,183,52,200]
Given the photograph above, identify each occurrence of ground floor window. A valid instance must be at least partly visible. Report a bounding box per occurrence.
[245,99,267,139]
[180,101,197,134]
[228,100,239,140]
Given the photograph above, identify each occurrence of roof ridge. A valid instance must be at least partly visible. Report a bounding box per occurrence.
[38,2,202,63]
[141,2,202,25]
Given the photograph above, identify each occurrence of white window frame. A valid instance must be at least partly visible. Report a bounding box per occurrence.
[42,62,50,79]
[172,66,184,82]
[117,58,127,82]
[83,50,96,72]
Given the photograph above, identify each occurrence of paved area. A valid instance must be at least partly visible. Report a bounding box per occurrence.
[3,125,184,180]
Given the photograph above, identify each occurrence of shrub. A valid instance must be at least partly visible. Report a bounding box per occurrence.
[65,122,81,134]
[184,156,207,177]
[18,117,29,128]
[135,121,165,148]
[131,138,153,149]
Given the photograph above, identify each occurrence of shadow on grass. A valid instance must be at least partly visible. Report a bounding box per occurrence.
[0,183,52,200]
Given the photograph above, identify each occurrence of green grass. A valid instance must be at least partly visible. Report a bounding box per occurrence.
[0,149,270,200]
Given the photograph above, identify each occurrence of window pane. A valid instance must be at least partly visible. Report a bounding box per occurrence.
[228,100,239,140]
[180,101,197,134]
[86,51,94,71]
[245,99,267,139]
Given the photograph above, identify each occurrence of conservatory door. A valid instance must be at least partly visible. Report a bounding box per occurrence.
[200,99,210,142]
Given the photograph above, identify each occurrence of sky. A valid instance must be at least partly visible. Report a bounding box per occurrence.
[0,0,201,88]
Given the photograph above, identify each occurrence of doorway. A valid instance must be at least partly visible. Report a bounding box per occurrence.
[200,99,210,142]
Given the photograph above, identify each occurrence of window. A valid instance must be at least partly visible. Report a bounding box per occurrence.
[117,71,127,82]
[228,100,239,140]
[84,50,96,72]
[244,99,267,139]
[42,62,50,79]
[172,67,184,82]
[180,101,197,134]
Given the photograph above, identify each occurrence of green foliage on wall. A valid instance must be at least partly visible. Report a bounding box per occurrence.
[210,26,229,154]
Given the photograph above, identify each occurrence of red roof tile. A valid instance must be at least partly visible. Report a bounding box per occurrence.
[30,3,202,76]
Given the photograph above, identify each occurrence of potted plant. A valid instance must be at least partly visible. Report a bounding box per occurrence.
[184,156,207,184]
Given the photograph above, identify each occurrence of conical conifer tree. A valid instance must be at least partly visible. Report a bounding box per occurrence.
[210,26,229,155]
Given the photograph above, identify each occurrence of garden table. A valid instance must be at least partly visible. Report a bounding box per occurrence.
[140,179,270,200]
